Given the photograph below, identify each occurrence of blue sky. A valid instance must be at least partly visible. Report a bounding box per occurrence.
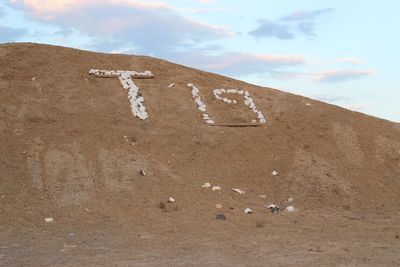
[1,0,399,122]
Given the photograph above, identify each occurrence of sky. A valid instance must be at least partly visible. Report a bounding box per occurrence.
[0,0,399,122]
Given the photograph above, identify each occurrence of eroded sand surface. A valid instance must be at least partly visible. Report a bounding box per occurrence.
[0,43,399,266]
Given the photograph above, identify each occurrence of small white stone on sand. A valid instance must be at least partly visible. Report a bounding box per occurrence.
[201,182,211,188]
[244,208,253,214]
[305,103,312,106]
[271,170,279,176]
[212,186,222,191]
[168,197,176,203]
[259,195,267,199]
[216,204,223,209]
[288,197,294,202]
[232,188,246,195]
[285,205,296,212]
[168,83,176,88]
[44,218,54,223]
[267,204,276,209]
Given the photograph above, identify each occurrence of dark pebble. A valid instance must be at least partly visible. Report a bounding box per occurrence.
[216,214,226,220]
[270,207,280,213]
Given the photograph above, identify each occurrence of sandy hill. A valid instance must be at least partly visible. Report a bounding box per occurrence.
[0,43,399,266]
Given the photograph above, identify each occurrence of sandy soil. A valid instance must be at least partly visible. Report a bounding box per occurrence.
[0,43,399,266]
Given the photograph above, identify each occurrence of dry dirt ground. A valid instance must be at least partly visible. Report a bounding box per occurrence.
[1,43,400,266]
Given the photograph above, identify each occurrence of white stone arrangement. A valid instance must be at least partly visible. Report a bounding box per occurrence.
[213,88,266,124]
[89,69,154,120]
[187,83,215,124]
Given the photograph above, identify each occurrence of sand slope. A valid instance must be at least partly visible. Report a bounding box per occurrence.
[0,43,399,266]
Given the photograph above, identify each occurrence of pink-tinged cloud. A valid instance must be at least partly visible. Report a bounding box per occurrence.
[174,52,306,76]
[335,57,366,65]
[206,54,306,70]
[306,57,368,67]
[343,102,374,112]
[9,0,173,13]
[315,69,375,83]
[7,0,233,54]
[196,0,216,4]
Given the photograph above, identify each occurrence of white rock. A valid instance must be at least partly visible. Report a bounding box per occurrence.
[86,70,151,120]
[215,204,223,209]
[202,114,210,120]
[199,106,207,112]
[267,204,276,209]
[201,182,211,188]
[44,218,54,223]
[168,197,176,203]
[259,194,267,199]
[232,188,246,195]
[271,170,279,176]
[285,205,296,212]
[120,72,130,79]
[212,186,222,191]
[222,98,232,104]
[288,197,294,202]
[244,208,253,214]
[213,88,266,124]
[168,83,176,88]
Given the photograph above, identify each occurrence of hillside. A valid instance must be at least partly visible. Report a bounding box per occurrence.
[0,43,399,266]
